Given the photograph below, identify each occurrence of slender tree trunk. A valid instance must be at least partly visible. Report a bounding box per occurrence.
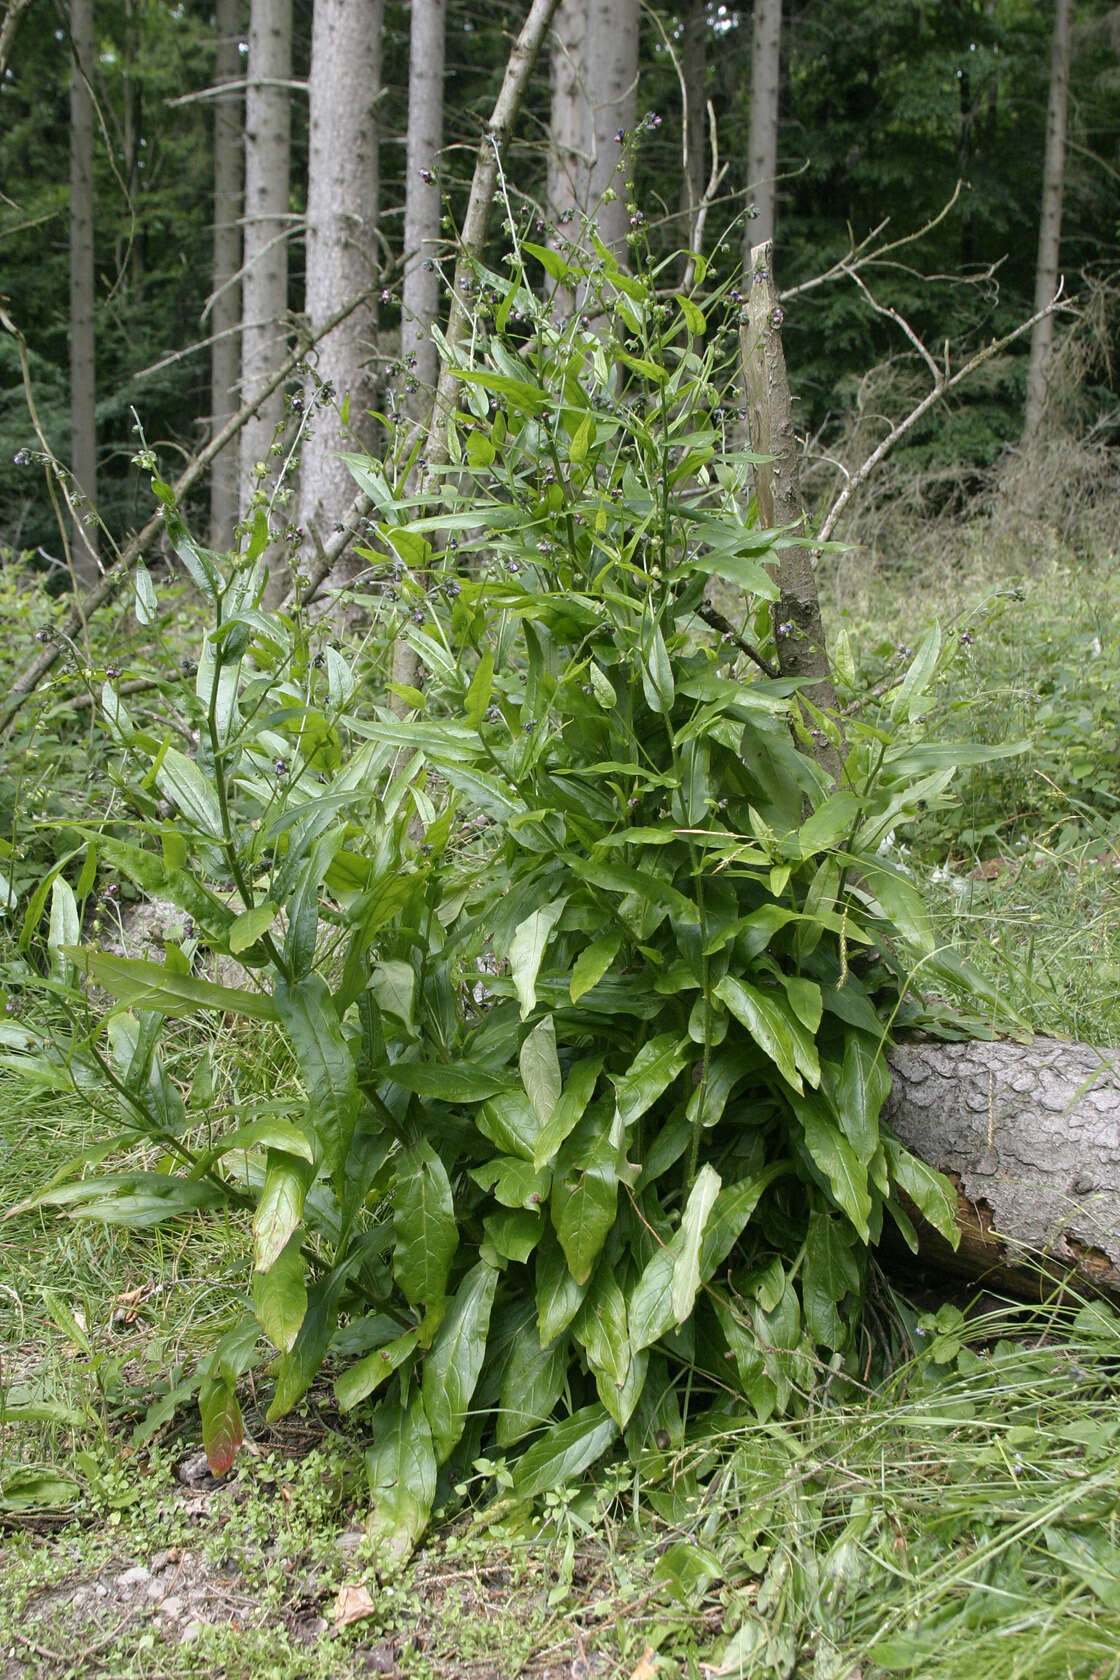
[1023,0,1073,446]
[298,0,382,584]
[401,0,446,423]
[0,0,37,78]
[745,0,782,248]
[240,0,292,593]
[677,0,707,257]
[68,0,98,589]
[210,0,243,550]
[585,0,638,260]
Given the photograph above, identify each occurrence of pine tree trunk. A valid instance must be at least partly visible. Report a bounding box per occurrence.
[401,0,445,422]
[68,0,98,590]
[745,0,782,247]
[240,0,292,595]
[886,1036,1120,1302]
[298,0,383,584]
[547,0,590,311]
[585,0,638,260]
[209,0,243,551]
[1023,0,1073,446]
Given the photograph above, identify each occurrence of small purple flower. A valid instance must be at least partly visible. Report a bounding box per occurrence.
[274,759,288,778]
[418,168,434,184]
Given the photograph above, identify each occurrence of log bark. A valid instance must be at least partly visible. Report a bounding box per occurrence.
[885,1036,1120,1301]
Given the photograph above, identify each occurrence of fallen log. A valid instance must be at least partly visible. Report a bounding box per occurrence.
[885,1036,1120,1301]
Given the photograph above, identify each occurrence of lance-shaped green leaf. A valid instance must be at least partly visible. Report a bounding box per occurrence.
[64,950,277,1020]
[421,1261,499,1463]
[550,1120,621,1286]
[715,976,804,1093]
[155,746,223,838]
[823,1031,890,1166]
[229,900,279,954]
[253,1149,314,1273]
[266,1267,352,1423]
[470,1155,551,1211]
[613,1034,691,1128]
[570,933,621,1003]
[671,1166,722,1325]
[802,1210,860,1351]
[533,1056,603,1171]
[365,1395,437,1569]
[509,1403,617,1499]
[573,1268,630,1392]
[199,1373,243,1478]
[274,975,360,1191]
[536,1228,588,1343]
[497,1328,569,1448]
[253,1231,307,1353]
[336,1328,420,1413]
[520,1014,561,1127]
[392,1142,458,1310]
[795,1096,872,1241]
[508,899,567,1020]
[882,1136,960,1247]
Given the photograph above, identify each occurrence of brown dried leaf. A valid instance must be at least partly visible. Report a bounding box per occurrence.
[334,1581,377,1629]
[628,1649,659,1680]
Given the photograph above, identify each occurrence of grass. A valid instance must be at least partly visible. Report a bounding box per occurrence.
[4,538,1120,1677]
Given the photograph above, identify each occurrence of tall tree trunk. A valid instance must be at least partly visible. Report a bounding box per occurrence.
[677,0,707,258]
[401,0,446,423]
[1023,0,1073,447]
[209,0,243,550]
[298,0,382,585]
[547,0,589,311]
[240,0,292,594]
[68,0,98,589]
[745,0,782,248]
[586,0,638,260]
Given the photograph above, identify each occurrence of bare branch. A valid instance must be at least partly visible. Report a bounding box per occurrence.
[817,287,1074,546]
[0,0,35,78]
[780,182,967,304]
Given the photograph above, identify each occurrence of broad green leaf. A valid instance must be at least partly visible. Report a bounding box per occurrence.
[325,646,355,707]
[274,975,360,1190]
[48,877,79,981]
[671,1166,721,1325]
[573,1269,630,1391]
[536,1228,588,1343]
[253,1149,313,1273]
[266,1269,350,1423]
[497,1328,569,1447]
[483,1206,543,1263]
[386,1059,511,1103]
[641,623,675,715]
[883,1138,960,1246]
[508,898,568,1021]
[508,1403,617,1498]
[715,976,803,1093]
[675,294,707,334]
[522,239,574,282]
[570,933,621,1003]
[859,859,935,953]
[798,791,862,858]
[65,949,277,1020]
[613,1034,691,1128]
[422,1261,499,1462]
[207,1117,317,1165]
[568,855,700,924]
[470,1155,551,1210]
[229,901,279,954]
[823,1032,890,1165]
[0,1469,82,1511]
[801,1210,860,1351]
[587,663,617,709]
[392,1142,458,1310]
[464,650,495,730]
[796,1099,872,1241]
[533,1055,603,1170]
[520,1014,561,1127]
[365,1395,437,1568]
[199,1374,243,1477]
[369,960,417,1033]
[42,1287,92,1354]
[336,1329,420,1412]
[133,562,158,625]
[551,1153,619,1286]
[155,746,223,838]
[889,625,941,721]
[477,1089,539,1160]
[253,1232,307,1353]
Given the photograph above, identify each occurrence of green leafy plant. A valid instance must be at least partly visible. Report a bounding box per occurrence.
[5,238,1019,1562]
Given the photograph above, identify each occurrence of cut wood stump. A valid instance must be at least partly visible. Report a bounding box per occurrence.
[885,1036,1120,1300]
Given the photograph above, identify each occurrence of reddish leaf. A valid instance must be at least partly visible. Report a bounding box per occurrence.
[199,1375,243,1478]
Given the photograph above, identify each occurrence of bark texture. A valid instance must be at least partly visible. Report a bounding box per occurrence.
[548,0,589,291]
[402,0,446,419]
[746,0,782,246]
[586,0,638,259]
[298,0,382,580]
[886,1036,1120,1300]
[239,0,292,582]
[209,0,243,550]
[677,0,707,255]
[69,0,98,589]
[1023,0,1072,445]
[741,239,840,746]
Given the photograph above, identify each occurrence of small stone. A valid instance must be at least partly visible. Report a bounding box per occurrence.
[149,1548,179,1573]
[159,1596,184,1620]
[179,1621,207,1645]
[334,1529,365,1556]
[117,1565,151,1588]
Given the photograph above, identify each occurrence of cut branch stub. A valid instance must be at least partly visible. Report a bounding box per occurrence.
[740,239,840,769]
